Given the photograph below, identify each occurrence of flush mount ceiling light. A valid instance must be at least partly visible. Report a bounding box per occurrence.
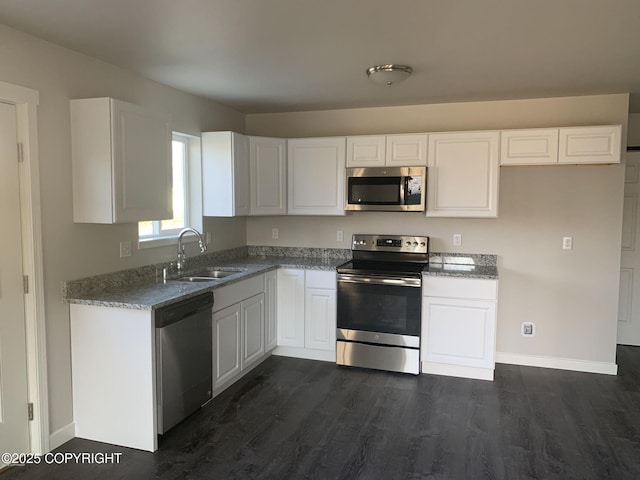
[366,64,413,86]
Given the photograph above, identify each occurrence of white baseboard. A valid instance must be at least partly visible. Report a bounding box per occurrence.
[272,346,335,362]
[49,422,75,450]
[421,362,494,381]
[495,352,618,375]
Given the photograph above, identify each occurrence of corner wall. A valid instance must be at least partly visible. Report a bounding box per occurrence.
[246,94,629,369]
[0,24,247,443]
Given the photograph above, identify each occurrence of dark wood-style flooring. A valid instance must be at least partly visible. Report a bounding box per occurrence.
[3,346,640,480]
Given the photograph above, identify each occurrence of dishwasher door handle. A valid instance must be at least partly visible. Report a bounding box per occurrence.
[156,292,214,328]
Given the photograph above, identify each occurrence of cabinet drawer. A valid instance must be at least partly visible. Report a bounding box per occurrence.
[305,270,336,289]
[422,276,497,300]
[213,274,264,312]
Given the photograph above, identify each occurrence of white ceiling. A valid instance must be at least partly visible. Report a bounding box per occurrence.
[2,0,640,114]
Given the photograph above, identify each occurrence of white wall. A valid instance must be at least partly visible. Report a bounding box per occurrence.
[0,25,246,439]
[246,94,629,367]
[629,113,640,146]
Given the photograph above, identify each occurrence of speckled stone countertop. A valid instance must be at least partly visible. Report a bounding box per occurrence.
[63,247,498,311]
[64,251,349,311]
[423,253,498,280]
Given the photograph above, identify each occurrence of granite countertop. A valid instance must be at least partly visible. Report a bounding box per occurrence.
[65,255,347,311]
[423,263,499,280]
[423,253,498,280]
[64,249,498,311]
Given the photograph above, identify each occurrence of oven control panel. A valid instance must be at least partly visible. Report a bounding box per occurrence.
[352,234,429,254]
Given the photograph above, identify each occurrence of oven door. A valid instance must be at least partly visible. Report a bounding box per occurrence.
[337,273,421,347]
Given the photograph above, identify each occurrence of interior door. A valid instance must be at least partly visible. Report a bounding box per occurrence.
[0,101,30,462]
[618,151,640,346]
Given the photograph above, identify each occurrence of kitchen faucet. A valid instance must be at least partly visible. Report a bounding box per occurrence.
[176,228,207,272]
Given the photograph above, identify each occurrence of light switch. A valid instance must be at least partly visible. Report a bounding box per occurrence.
[272,228,279,240]
[453,234,462,247]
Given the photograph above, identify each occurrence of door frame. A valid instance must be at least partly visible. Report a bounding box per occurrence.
[0,80,48,454]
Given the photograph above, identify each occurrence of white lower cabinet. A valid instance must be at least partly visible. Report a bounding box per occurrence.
[421,276,498,381]
[211,274,268,393]
[70,305,158,451]
[264,270,278,351]
[304,283,337,351]
[213,303,242,389]
[275,268,336,361]
[241,293,265,370]
[276,268,305,347]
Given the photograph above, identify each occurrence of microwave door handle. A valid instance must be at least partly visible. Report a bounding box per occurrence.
[401,177,407,204]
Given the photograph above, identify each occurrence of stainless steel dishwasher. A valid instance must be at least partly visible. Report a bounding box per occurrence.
[155,292,213,434]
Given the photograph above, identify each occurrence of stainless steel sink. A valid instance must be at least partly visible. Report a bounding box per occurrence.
[177,267,244,282]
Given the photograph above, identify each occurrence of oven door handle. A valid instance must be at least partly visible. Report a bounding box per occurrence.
[337,274,421,287]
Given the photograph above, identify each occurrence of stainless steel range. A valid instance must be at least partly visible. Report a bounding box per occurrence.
[336,234,429,375]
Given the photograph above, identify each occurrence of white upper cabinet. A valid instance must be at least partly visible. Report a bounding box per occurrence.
[71,97,172,224]
[386,134,428,166]
[558,125,622,164]
[500,128,559,165]
[288,137,346,216]
[346,135,386,167]
[249,136,287,215]
[500,125,622,166]
[202,131,250,217]
[427,131,500,218]
[346,134,427,167]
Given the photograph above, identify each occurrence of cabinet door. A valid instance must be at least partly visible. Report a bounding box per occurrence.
[346,135,386,167]
[249,137,287,215]
[421,297,496,369]
[386,134,428,166]
[212,304,241,389]
[304,287,336,351]
[202,131,249,217]
[558,125,622,164]
[288,137,346,215]
[71,98,173,224]
[112,99,173,223]
[500,128,559,165]
[427,131,500,218]
[242,293,265,370]
[264,270,278,352]
[233,133,250,215]
[276,269,305,347]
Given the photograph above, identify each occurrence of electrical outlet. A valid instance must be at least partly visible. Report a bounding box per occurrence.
[521,322,535,337]
[272,228,279,240]
[205,232,211,245]
[119,240,132,258]
[337,230,344,242]
[562,236,573,250]
[453,234,462,247]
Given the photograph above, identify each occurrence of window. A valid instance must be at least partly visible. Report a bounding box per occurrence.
[138,132,202,247]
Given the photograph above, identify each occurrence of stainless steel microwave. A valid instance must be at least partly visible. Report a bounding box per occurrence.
[345,166,426,212]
